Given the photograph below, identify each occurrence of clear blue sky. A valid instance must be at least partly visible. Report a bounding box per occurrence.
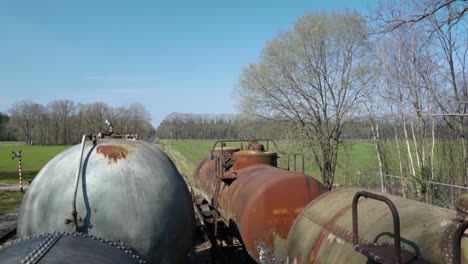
[0,0,374,127]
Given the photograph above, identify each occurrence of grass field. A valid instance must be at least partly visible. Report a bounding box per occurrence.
[0,190,24,215]
[0,143,70,184]
[0,143,70,215]
[164,140,379,185]
[0,140,378,215]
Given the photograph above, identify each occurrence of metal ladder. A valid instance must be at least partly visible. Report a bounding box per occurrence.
[352,191,427,264]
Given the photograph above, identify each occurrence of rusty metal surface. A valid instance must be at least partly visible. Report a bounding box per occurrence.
[212,147,240,157]
[232,150,277,171]
[17,139,194,264]
[96,145,131,163]
[194,151,327,263]
[194,156,219,205]
[223,165,327,263]
[287,188,462,264]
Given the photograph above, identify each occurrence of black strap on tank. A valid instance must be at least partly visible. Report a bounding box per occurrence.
[20,232,63,264]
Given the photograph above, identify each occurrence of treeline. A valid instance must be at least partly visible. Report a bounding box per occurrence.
[157,112,459,141]
[0,113,17,141]
[2,99,155,145]
[156,113,289,140]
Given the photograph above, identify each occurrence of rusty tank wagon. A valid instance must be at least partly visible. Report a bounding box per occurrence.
[193,140,468,264]
[193,140,328,262]
[1,131,194,263]
[286,188,468,263]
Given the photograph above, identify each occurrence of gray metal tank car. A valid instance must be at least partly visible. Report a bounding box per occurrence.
[17,137,194,264]
[0,232,147,263]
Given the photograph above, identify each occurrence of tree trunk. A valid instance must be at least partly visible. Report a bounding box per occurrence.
[371,122,385,192]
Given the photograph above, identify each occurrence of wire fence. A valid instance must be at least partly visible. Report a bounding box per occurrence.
[343,170,468,209]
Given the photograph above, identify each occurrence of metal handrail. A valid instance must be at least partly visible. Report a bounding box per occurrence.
[68,134,94,230]
[210,139,279,178]
[210,139,279,155]
[352,191,402,264]
[453,220,468,264]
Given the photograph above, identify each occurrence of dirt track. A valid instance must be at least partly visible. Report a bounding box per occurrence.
[157,143,254,264]
[0,183,28,191]
[157,143,196,187]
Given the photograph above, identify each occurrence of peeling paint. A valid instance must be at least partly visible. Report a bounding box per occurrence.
[325,232,346,247]
[326,233,336,244]
[441,219,451,227]
[336,237,344,244]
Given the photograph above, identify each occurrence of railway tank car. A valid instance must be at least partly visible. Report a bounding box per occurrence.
[0,231,147,263]
[194,139,468,264]
[2,132,194,263]
[286,188,468,263]
[193,140,328,263]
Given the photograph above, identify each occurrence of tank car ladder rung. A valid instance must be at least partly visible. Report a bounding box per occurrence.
[352,191,428,264]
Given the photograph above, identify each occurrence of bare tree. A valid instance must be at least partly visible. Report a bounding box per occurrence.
[48,99,76,145]
[81,102,112,135]
[8,100,44,144]
[376,0,467,188]
[373,0,467,32]
[237,12,373,189]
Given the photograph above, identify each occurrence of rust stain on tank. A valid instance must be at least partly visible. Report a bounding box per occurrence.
[308,204,353,263]
[97,145,129,163]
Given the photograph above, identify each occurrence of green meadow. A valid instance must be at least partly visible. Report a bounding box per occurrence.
[0,143,68,215]
[164,140,380,186]
[0,190,24,215]
[0,143,69,184]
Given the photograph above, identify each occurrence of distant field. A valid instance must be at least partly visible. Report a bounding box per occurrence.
[0,190,24,215]
[0,144,70,184]
[163,140,379,185]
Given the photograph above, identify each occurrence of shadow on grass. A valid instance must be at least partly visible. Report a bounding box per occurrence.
[0,171,37,184]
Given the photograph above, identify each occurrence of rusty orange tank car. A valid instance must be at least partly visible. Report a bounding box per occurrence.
[193,140,327,262]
